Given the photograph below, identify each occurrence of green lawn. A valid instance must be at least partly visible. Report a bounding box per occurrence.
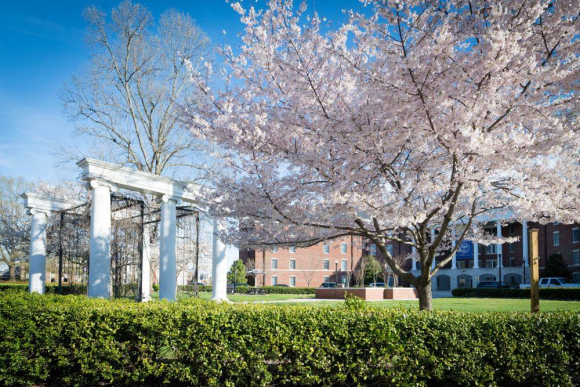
[155,292,580,312]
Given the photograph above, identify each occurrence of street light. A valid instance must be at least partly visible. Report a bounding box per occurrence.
[335,260,338,286]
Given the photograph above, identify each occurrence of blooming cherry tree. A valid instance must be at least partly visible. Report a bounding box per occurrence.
[185,0,579,310]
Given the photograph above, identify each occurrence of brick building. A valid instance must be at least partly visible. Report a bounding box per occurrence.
[240,236,366,287]
[241,220,580,290]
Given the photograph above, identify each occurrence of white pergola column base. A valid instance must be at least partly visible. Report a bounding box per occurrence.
[88,180,116,299]
[211,218,228,302]
[141,224,152,302]
[28,210,48,294]
[158,196,178,301]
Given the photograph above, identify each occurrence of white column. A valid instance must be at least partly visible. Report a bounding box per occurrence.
[88,180,114,298]
[473,241,479,268]
[28,210,48,294]
[211,217,228,301]
[451,226,457,269]
[141,224,151,302]
[522,221,529,267]
[411,244,417,271]
[431,228,436,270]
[496,221,503,268]
[158,196,177,301]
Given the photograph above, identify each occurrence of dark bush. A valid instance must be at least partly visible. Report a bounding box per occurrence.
[177,285,316,294]
[452,287,580,300]
[0,293,578,386]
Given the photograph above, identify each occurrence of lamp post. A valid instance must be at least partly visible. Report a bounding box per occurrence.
[335,260,338,286]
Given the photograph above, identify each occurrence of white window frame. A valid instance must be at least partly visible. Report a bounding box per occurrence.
[486,260,497,268]
[323,259,330,270]
[573,228,579,244]
[554,231,560,246]
[485,244,497,255]
[271,276,278,286]
[340,243,347,254]
[289,259,296,270]
[370,244,377,256]
[271,258,278,270]
[289,276,296,287]
[289,246,296,253]
[272,246,278,253]
[323,244,330,254]
[573,250,580,266]
[341,259,347,271]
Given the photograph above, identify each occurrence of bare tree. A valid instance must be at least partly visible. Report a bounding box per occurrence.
[61,0,213,178]
[383,254,410,287]
[299,256,321,288]
[0,175,34,281]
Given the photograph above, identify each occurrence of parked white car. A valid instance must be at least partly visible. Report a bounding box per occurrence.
[520,277,580,289]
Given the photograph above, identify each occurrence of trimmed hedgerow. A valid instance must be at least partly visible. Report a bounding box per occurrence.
[452,287,580,300]
[178,285,317,294]
[0,293,579,386]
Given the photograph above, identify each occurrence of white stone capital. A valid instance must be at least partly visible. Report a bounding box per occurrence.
[155,194,182,205]
[89,179,119,192]
[27,208,50,217]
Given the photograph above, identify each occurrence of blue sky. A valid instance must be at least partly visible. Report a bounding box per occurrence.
[0,0,360,183]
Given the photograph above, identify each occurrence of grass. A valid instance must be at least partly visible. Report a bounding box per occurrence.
[153,291,580,312]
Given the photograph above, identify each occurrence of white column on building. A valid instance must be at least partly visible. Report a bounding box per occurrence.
[451,225,457,269]
[88,180,115,298]
[431,228,436,270]
[496,221,503,268]
[522,221,529,267]
[473,241,479,269]
[411,242,417,271]
[140,223,151,302]
[28,209,49,294]
[158,195,178,301]
[211,217,228,301]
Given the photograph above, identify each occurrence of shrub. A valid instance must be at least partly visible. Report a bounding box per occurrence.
[452,287,580,300]
[177,285,316,294]
[0,293,578,386]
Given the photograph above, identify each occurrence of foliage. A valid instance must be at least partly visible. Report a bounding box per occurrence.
[152,283,159,292]
[0,175,33,281]
[227,259,248,285]
[1,292,579,386]
[452,287,580,301]
[178,285,316,295]
[185,0,580,310]
[363,255,384,285]
[544,253,571,278]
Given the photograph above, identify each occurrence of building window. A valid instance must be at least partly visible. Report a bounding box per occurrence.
[341,243,347,254]
[272,246,278,253]
[370,244,377,256]
[509,223,514,235]
[289,246,296,253]
[323,276,330,283]
[510,257,515,267]
[573,250,580,266]
[271,259,278,270]
[323,259,330,270]
[554,231,560,246]
[458,261,466,269]
[486,260,497,268]
[573,228,579,243]
[510,243,515,253]
[387,245,394,256]
[340,275,347,285]
[289,259,296,270]
[341,259,347,271]
[323,244,330,254]
[289,276,296,287]
[271,276,278,286]
[485,244,498,255]
[468,260,474,268]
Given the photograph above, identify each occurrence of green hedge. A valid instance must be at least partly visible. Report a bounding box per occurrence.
[0,283,87,295]
[452,287,580,300]
[177,285,316,294]
[1,293,579,386]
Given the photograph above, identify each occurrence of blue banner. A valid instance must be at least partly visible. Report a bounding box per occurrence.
[455,240,474,260]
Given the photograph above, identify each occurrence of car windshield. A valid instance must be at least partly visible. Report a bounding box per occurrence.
[558,278,568,284]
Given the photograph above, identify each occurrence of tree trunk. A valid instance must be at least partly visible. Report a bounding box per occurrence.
[417,281,433,311]
[8,263,15,282]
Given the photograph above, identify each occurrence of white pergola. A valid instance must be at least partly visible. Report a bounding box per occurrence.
[20,193,80,294]
[21,159,233,302]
